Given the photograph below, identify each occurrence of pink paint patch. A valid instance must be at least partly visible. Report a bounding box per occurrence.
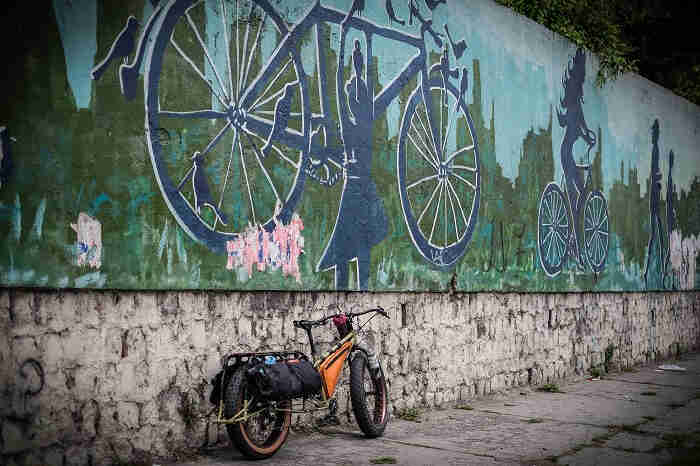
[226,213,305,283]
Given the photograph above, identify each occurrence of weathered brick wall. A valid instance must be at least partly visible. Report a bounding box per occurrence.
[1,290,699,465]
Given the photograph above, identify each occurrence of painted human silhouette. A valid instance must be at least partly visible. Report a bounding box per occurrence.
[557,49,596,263]
[664,149,676,285]
[316,33,388,290]
[644,119,664,288]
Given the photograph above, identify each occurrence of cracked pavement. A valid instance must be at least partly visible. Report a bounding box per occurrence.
[167,353,700,465]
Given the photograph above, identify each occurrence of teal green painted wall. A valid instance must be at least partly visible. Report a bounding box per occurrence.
[1,0,698,291]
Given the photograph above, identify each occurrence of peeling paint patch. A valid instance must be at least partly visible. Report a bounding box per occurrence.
[226,214,304,283]
[70,212,102,269]
[669,229,700,289]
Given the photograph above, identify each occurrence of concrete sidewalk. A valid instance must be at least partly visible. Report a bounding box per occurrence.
[170,354,700,466]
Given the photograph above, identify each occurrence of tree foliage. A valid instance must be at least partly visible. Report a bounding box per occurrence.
[495,0,700,105]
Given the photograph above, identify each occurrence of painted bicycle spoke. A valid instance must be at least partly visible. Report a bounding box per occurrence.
[170,38,228,108]
[452,172,476,191]
[446,178,468,226]
[159,109,228,119]
[251,79,300,113]
[235,0,241,102]
[415,104,440,165]
[445,144,475,165]
[250,58,294,111]
[214,128,239,230]
[417,179,442,226]
[442,100,459,156]
[201,121,232,158]
[243,11,266,97]
[220,0,234,102]
[238,138,257,225]
[545,228,554,263]
[452,164,477,172]
[429,180,444,243]
[407,131,438,171]
[445,181,459,241]
[409,119,439,168]
[252,110,302,118]
[407,174,440,190]
[185,10,229,102]
[420,96,441,162]
[243,131,281,203]
[238,4,251,101]
[243,127,299,169]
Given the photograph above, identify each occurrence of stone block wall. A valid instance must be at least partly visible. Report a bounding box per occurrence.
[1,289,699,465]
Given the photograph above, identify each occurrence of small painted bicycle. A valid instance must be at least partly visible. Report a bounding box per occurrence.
[212,306,390,459]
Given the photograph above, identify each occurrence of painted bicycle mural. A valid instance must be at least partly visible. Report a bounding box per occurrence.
[537,49,609,278]
[93,0,480,289]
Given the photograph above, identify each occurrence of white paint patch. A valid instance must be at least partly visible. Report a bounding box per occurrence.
[669,229,700,290]
[70,212,102,269]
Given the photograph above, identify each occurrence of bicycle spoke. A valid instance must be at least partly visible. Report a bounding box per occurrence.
[409,119,439,168]
[235,0,241,102]
[243,10,266,97]
[252,109,302,118]
[417,179,442,226]
[545,228,554,263]
[445,144,475,165]
[243,127,299,169]
[415,104,440,165]
[250,58,294,111]
[185,10,229,102]
[451,172,476,191]
[445,180,460,241]
[238,3,251,102]
[407,174,439,190]
[442,100,459,156]
[220,0,234,102]
[407,130,439,171]
[159,109,228,119]
[244,130,281,203]
[429,180,444,243]
[451,164,477,172]
[214,128,239,230]
[419,96,441,162]
[238,138,257,225]
[446,178,468,226]
[170,38,228,108]
[201,121,232,158]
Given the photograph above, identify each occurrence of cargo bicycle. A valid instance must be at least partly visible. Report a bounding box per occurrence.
[210,306,390,459]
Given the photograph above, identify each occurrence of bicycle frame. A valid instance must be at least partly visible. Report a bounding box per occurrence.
[241,0,443,165]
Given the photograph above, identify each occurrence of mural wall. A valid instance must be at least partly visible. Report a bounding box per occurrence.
[1,0,698,291]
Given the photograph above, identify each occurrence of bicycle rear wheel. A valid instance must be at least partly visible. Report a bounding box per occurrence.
[350,352,389,438]
[224,367,291,459]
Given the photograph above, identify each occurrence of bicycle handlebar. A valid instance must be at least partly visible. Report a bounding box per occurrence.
[292,306,388,329]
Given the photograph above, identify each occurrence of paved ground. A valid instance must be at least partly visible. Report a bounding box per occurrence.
[168,353,700,466]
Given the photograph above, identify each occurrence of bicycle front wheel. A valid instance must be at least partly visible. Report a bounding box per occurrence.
[224,367,291,459]
[350,352,389,438]
[145,0,309,254]
[397,77,480,267]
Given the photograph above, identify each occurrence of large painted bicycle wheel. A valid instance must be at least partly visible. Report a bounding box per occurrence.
[583,190,609,273]
[397,77,480,268]
[145,0,309,254]
[537,182,570,277]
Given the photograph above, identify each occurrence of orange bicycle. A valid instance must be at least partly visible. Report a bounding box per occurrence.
[212,307,390,459]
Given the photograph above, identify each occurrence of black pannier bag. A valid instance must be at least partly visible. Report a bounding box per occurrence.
[248,359,321,401]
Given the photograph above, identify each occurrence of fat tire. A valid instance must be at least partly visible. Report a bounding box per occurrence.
[223,367,291,459]
[350,352,389,438]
